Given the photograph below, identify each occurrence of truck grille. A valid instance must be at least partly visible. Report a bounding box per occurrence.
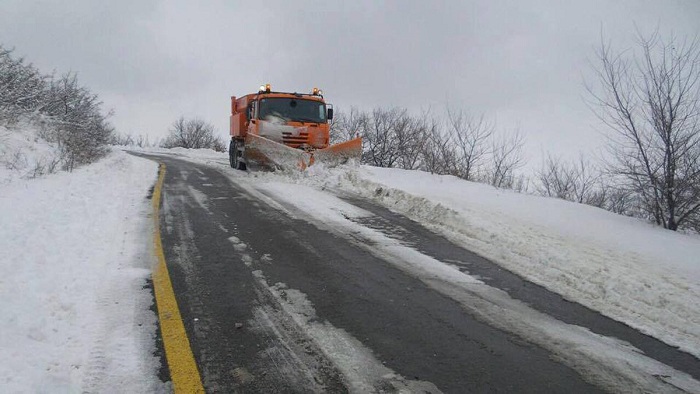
[282,131,309,145]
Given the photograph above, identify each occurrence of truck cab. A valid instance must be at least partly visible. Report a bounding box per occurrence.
[229,84,358,171]
[230,85,334,150]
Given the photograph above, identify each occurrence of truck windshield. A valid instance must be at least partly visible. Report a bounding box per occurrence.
[258,98,327,123]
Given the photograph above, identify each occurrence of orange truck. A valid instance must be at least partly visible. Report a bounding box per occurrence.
[229,84,361,170]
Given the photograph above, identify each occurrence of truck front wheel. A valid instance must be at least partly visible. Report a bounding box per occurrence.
[229,139,247,171]
[229,140,236,168]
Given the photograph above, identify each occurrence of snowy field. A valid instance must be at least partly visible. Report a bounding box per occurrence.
[2,139,699,391]
[0,131,165,392]
[151,147,700,361]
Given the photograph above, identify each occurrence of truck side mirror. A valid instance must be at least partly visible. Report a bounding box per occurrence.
[327,108,334,120]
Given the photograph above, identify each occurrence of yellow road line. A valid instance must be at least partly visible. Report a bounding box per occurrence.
[152,163,205,393]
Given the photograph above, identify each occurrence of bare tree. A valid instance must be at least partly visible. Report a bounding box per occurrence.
[535,153,602,204]
[333,106,531,192]
[111,132,158,147]
[487,129,526,188]
[571,155,602,204]
[0,46,47,124]
[162,117,226,152]
[394,111,428,170]
[594,179,635,215]
[447,108,494,181]
[1,45,115,172]
[134,134,156,148]
[360,108,424,168]
[421,118,456,175]
[536,153,575,199]
[112,132,135,146]
[334,107,429,170]
[42,73,114,170]
[588,31,700,230]
[330,107,367,145]
[363,108,401,167]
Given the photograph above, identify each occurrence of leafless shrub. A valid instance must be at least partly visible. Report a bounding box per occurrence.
[111,132,158,148]
[535,153,602,205]
[334,106,529,191]
[31,160,46,178]
[1,45,114,172]
[135,134,157,148]
[487,129,526,188]
[111,133,135,146]
[536,154,574,199]
[360,108,402,167]
[360,108,425,168]
[1,150,27,171]
[330,106,367,145]
[161,117,226,152]
[587,31,700,230]
[0,147,62,179]
[594,180,636,215]
[334,107,436,170]
[45,74,114,171]
[510,174,531,194]
[394,111,429,170]
[421,118,456,175]
[447,108,494,181]
[0,46,48,125]
[45,155,61,174]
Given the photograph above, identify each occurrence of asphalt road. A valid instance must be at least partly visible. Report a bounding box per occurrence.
[137,153,699,393]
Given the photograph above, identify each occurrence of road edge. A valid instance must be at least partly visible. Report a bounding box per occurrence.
[152,163,204,393]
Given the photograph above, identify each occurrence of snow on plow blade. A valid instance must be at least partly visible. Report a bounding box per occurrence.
[244,134,362,171]
[244,134,308,170]
[310,137,363,167]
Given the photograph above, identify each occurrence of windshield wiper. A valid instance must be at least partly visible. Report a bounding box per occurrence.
[294,117,321,123]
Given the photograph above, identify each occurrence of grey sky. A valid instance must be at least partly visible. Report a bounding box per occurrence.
[1,0,699,164]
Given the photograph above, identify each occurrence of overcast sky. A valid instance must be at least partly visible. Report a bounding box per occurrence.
[1,0,699,164]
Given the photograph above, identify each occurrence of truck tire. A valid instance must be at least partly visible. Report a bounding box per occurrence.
[228,138,238,169]
[236,141,247,171]
[230,139,247,171]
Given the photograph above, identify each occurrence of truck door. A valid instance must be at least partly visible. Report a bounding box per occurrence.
[247,101,258,134]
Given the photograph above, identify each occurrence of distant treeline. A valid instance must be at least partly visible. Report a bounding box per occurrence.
[0,44,113,171]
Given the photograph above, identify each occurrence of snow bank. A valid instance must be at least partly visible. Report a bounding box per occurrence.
[0,149,165,392]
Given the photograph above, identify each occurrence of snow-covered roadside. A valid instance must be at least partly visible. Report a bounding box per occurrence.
[152,148,700,359]
[0,150,165,392]
[323,166,700,358]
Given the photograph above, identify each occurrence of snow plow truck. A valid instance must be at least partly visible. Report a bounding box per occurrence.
[229,84,362,170]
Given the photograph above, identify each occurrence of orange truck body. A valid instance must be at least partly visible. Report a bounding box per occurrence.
[230,90,331,149]
[228,86,361,170]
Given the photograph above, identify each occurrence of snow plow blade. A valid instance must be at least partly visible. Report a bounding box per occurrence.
[244,134,362,171]
[310,137,363,167]
[244,134,308,170]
